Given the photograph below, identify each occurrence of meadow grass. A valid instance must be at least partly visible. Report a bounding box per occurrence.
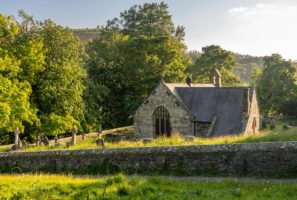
[0,125,297,153]
[0,174,297,199]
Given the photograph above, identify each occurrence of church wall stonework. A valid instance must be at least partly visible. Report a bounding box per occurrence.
[134,82,193,138]
[244,89,260,135]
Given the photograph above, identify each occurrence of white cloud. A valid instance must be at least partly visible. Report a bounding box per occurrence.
[221,3,297,59]
[228,6,248,14]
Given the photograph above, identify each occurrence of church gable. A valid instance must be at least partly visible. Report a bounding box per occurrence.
[134,81,193,138]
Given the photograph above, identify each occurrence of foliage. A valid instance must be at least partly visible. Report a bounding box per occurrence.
[41,114,78,136]
[0,14,41,132]
[1,174,297,199]
[257,54,297,115]
[233,54,264,84]
[187,45,241,86]
[86,2,190,129]
[106,2,176,37]
[36,20,86,122]
[0,12,87,138]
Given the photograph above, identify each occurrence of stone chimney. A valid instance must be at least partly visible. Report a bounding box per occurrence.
[212,69,222,87]
[186,74,192,87]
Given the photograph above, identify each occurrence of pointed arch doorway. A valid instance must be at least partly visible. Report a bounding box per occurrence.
[153,106,171,137]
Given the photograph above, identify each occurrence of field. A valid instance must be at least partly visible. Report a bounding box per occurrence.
[0,174,297,199]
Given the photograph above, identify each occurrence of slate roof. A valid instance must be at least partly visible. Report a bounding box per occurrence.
[171,86,249,137]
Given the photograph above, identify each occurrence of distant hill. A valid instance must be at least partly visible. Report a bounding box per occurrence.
[187,50,264,84]
[233,54,264,84]
[71,28,101,44]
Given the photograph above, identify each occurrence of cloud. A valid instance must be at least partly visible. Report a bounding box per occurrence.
[222,3,297,59]
[228,6,248,14]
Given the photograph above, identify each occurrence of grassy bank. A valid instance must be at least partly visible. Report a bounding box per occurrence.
[0,125,296,153]
[1,174,297,199]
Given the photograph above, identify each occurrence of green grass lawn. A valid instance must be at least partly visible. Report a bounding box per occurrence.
[0,125,297,153]
[0,174,297,199]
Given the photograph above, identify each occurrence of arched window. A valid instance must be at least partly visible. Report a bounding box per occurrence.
[153,106,171,137]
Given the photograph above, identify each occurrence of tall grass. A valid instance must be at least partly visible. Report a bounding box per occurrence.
[1,126,296,153]
[0,174,297,199]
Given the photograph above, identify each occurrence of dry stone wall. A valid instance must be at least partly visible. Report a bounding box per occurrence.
[1,142,297,177]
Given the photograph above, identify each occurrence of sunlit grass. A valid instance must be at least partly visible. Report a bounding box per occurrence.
[0,174,297,199]
[0,125,297,153]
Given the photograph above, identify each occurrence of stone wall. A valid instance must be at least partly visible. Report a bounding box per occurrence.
[134,81,193,138]
[1,142,297,177]
[244,89,260,135]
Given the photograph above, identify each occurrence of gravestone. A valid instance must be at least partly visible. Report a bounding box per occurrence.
[66,141,72,148]
[54,136,59,144]
[141,138,153,144]
[54,136,62,147]
[42,136,50,146]
[11,127,21,150]
[21,140,27,147]
[36,135,42,146]
[96,138,104,147]
[184,135,195,141]
[270,119,276,130]
[262,118,267,129]
[71,126,77,145]
[82,134,86,140]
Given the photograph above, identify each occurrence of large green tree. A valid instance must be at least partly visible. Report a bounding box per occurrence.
[257,54,297,115]
[187,45,241,86]
[86,2,190,128]
[0,14,42,134]
[35,20,86,134]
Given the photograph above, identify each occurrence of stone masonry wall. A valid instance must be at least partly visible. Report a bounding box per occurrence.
[134,82,193,138]
[1,142,297,177]
[244,89,260,135]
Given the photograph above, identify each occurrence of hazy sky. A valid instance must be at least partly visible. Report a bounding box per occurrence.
[1,0,297,60]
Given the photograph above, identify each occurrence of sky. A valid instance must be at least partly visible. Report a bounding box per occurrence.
[1,0,297,60]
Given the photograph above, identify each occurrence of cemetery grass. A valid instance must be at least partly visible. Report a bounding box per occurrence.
[0,125,297,152]
[1,174,297,199]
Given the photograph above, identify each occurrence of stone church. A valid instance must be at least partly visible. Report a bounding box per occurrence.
[134,70,260,138]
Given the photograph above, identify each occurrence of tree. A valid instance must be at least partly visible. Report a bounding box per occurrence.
[187,45,241,86]
[86,2,190,128]
[0,14,41,133]
[35,20,85,134]
[107,2,176,37]
[257,54,297,115]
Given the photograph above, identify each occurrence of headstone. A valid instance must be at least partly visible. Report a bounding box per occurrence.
[42,136,50,146]
[54,136,59,144]
[96,138,104,147]
[141,138,153,144]
[12,127,21,150]
[262,118,267,129]
[71,126,77,145]
[66,141,72,148]
[283,125,292,130]
[14,127,20,147]
[36,135,41,146]
[184,135,195,141]
[82,134,86,140]
[55,143,62,147]
[270,119,276,130]
[21,140,27,147]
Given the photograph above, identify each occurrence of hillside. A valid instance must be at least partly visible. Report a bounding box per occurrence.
[71,28,101,44]
[233,54,264,83]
